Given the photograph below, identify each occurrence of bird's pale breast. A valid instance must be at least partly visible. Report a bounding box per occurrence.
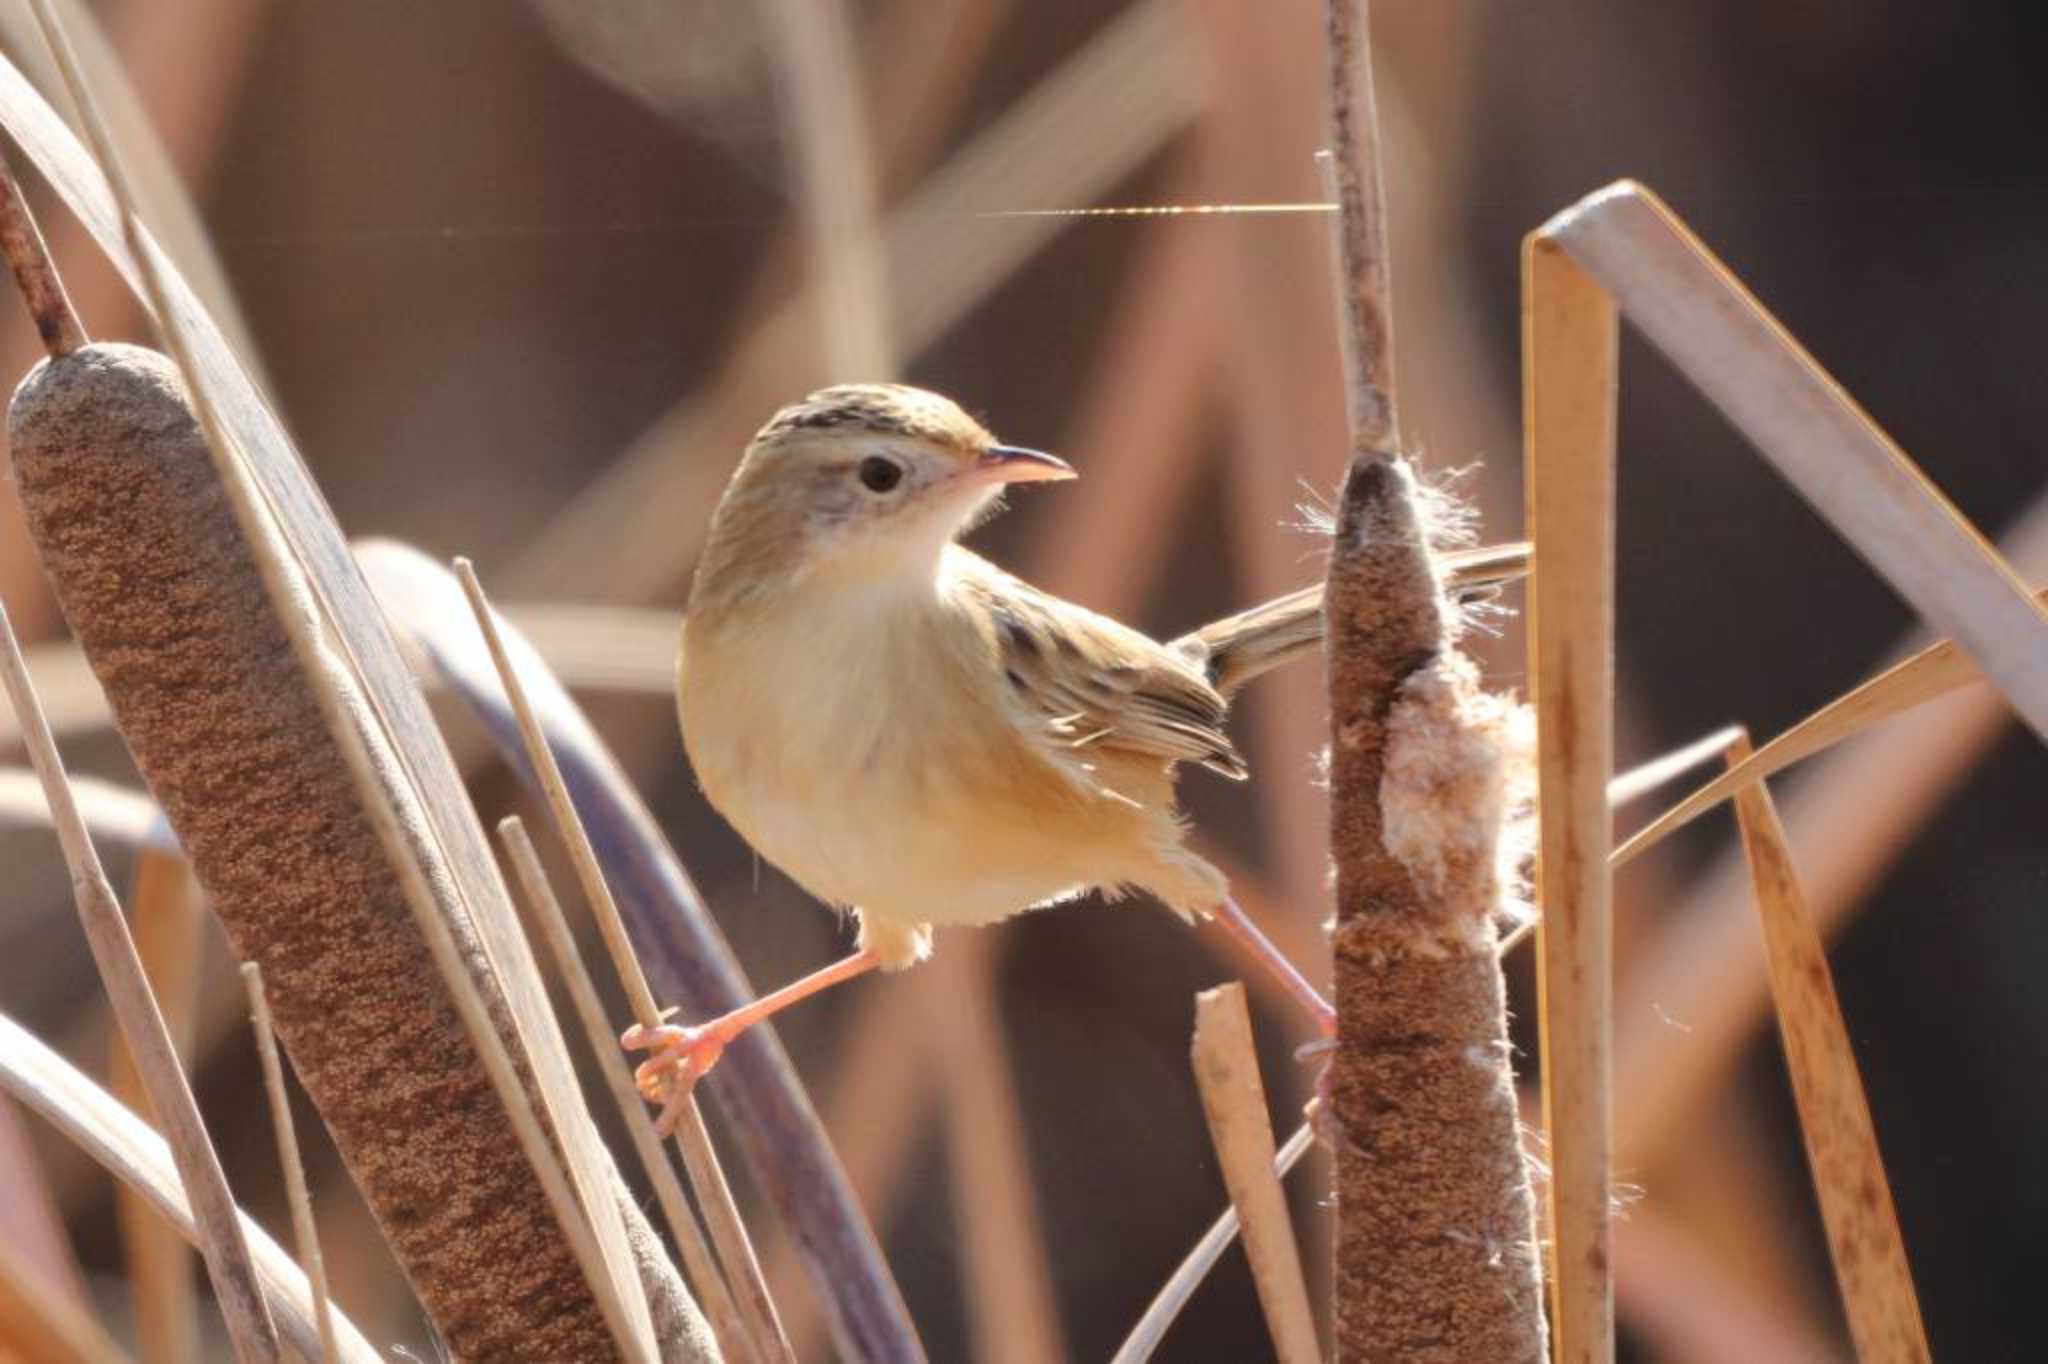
[678,578,1210,938]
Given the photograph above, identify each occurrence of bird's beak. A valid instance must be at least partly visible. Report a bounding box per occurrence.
[973,444,1076,485]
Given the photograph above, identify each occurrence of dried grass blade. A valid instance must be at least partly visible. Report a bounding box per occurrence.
[1727,737,1930,1362]
[1189,985,1318,1364]
[0,1014,379,1363]
[1523,234,1618,1364]
[1613,599,2038,865]
[1606,725,1745,809]
[109,850,205,1364]
[0,604,280,1363]
[241,965,340,1364]
[1544,181,2048,742]
[1111,1121,1316,1364]
[455,560,790,1364]
[354,539,916,1364]
[500,815,758,1364]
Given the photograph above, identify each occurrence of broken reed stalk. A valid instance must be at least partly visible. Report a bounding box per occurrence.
[6,340,662,1359]
[1522,237,1619,1364]
[109,847,204,1364]
[499,815,759,1364]
[1726,736,1931,1363]
[1112,1122,1315,1363]
[1189,985,1317,1364]
[454,560,792,1364]
[0,603,282,1364]
[241,964,340,1364]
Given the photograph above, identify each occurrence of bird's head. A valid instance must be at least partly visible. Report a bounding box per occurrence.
[699,384,1074,597]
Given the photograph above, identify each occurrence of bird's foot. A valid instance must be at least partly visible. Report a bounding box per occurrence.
[622,1020,732,1136]
[1296,1036,1339,1148]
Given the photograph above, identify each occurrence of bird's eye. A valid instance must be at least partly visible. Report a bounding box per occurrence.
[857,456,903,493]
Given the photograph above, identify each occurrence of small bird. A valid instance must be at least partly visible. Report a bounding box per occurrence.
[625,383,1526,1129]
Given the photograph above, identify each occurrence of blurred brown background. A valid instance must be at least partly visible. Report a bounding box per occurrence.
[3,1,2045,1359]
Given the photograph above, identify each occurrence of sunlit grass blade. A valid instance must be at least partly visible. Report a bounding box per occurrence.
[1613,591,2045,866]
[1543,181,2048,743]
[1727,736,1930,1363]
[500,816,759,1364]
[1523,230,1619,1364]
[455,559,790,1364]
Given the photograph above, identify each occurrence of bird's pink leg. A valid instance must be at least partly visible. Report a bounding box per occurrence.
[622,946,883,1133]
[1208,894,1336,1037]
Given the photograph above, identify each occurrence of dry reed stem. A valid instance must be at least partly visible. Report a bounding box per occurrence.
[759,0,893,378]
[1326,460,1546,1362]
[1613,1205,1846,1364]
[241,964,340,1364]
[510,0,1203,602]
[1112,1121,1315,1364]
[1189,985,1318,1364]
[0,602,281,1363]
[0,145,82,355]
[0,1014,379,1362]
[1322,0,1398,447]
[0,0,263,642]
[1027,218,1223,605]
[862,0,1011,199]
[924,941,1067,1364]
[1726,736,1930,1363]
[109,849,205,1364]
[1523,233,1619,1364]
[501,815,758,1364]
[1542,181,2048,742]
[1614,584,2048,865]
[0,1085,97,1336]
[456,561,788,1364]
[767,983,930,1360]
[0,1234,130,1363]
[355,543,913,1364]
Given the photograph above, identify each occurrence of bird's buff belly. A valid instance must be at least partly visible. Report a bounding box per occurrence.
[691,718,1122,929]
[719,777,1102,928]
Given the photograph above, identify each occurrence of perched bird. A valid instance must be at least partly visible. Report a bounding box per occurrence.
[625,383,1526,1128]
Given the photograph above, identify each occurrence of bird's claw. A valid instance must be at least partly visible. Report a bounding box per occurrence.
[621,1020,729,1136]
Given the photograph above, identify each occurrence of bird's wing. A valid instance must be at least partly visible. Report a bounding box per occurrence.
[960,564,1247,781]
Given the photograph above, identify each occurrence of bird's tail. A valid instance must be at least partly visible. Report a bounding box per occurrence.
[1173,540,1531,697]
